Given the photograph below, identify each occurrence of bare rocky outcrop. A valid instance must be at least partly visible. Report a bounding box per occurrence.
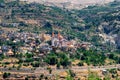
[20,0,115,9]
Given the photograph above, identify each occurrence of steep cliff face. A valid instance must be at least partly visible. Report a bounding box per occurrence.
[20,0,115,9]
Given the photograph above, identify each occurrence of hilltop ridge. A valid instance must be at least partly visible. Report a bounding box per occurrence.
[20,0,115,9]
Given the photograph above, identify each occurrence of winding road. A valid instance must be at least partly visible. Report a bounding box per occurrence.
[34,64,120,75]
[0,64,119,76]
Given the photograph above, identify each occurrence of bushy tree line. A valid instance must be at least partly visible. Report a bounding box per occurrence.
[44,52,71,68]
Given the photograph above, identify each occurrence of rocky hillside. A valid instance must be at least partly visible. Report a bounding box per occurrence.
[0,0,120,52]
[20,0,115,9]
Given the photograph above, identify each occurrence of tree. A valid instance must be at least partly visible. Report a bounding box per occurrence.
[88,72,101,80]
[25,58,34,62]
[0,54,5,61]
[57,53,71,67]
[109,54,115,59]
[16,53,23,58]
[49,68,52,74]
[17,63,22,70]
[45,55,58,65]
[77,62,84,66]
[3,72,11,79]
[47,67,52,74]
[25,77,29,80]
[103,75,111,80]
[39,74,44,80]
[69,70,75,78]
[44,22,52,28]
[60,57,70,68]
[66,70,75,80]
[56,62,61,69]
[31,62,39,67]
[26,53,33,58]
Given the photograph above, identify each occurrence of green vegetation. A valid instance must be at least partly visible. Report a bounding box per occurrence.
[88,72,101,80]
[43,48,120,67]
[0,0,4,3]
[0,54,5,61]
[0,0,120,71]
[77,61,84,66]
[3,72,11,79]
[74,49,106,66]
[45,52,71,68]
[66,70,75,80]
[31,62,39,67]
[45,53,58,65]
[0,0,120,51]
[0,1,120,79]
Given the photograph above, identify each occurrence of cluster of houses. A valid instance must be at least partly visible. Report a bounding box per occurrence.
[51,32,77,52]
[0,29,92,57]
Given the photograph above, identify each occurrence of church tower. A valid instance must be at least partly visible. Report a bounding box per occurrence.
[52,31,55,38]
[58,32,60,39]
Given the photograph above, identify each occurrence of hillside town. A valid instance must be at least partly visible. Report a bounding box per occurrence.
[0,29,119,80]
[0,29,91,57]
[0,0,120,80]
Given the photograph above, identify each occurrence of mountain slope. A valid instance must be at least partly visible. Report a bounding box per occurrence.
[20,0,115,9]
[0,1,120,51]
